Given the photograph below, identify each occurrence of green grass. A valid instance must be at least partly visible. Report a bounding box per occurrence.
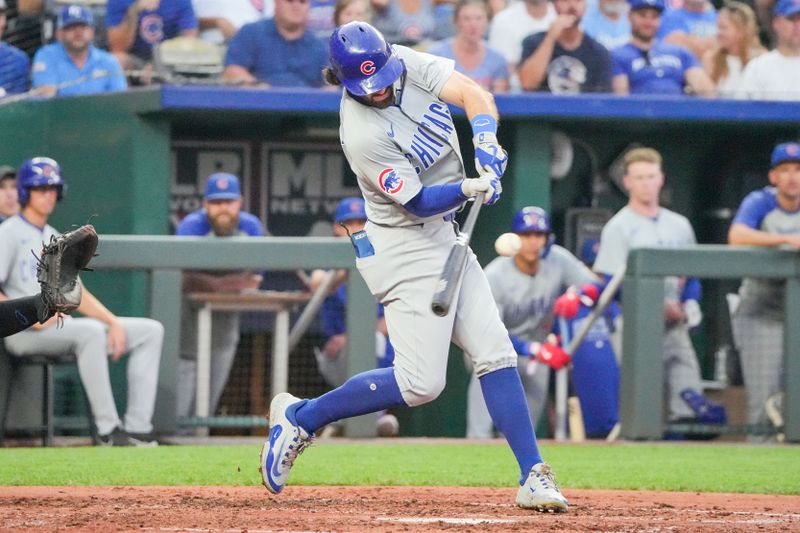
[1,441,798,494]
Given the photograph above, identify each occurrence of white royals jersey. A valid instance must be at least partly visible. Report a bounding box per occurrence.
[339,45,466,227]
[0,215,59,299]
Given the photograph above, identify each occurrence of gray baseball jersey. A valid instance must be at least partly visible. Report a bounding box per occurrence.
[339,45,465,227]
[485,245,596,343]
[0,215,58,298]
[593,206,697,300]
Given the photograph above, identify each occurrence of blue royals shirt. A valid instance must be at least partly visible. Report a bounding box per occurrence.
[106,0,198,61]
[32,44,127,96]
[0,42,30,97]
[612,41,699,94]
[176,210,265,238]
[225,19,328,88]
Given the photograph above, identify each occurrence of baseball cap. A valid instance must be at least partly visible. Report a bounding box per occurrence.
[771,142,800,168]
[334,197,367,223]
[0,0,7,13]
[628,0,665,12]
[57,4,94,29]
[204,172,242,200]
[775,0,800,17]
[0,165,15,181]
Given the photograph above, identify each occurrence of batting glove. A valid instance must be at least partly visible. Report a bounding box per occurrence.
[535,339,571,371]
[683,299,702,329]
[473,132,508,179]
[461,175,502,205]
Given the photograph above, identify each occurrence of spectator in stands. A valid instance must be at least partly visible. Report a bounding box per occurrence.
[175,172,265,422]
[518,0,612,93]
[701,2,765,98]
[223,0,328,87]
[334,0,370,25]
[611,0,714,96]
[106,0,199,73]
[581,0,631,50]
[193,0,274,45]
[308,0,338,38]
[488,0,556,87]
[739,0,800,101]
[1,157,164,447]
[371,0,437,48]
[657,0,717,60]
[0,0,30,98]
[0,165,18,223]
[31,5,127,97]
[18,0,111,49]
[728,141,800,442]
[309,197,399,437]
[428,0,509,92]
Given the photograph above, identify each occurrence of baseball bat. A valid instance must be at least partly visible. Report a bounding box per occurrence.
[431,193,485,317]
[554,265,627,442]
[558,317,586,442]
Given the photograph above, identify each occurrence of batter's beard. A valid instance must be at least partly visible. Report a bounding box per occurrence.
[210,214,240,236]
[354,87,396,109]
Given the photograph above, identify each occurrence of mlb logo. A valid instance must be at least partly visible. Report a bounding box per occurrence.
[379,168,403,194]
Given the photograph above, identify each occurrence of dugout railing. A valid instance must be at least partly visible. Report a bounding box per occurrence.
[88,236,378,437]
[621,245,800,442]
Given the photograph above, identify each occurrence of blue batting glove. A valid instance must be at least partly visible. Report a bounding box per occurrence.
[473,132,508,179]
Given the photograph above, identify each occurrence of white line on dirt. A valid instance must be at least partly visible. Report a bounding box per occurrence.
[376,516,518,525]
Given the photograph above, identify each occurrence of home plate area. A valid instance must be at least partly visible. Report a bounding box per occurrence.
[1,486,799,532]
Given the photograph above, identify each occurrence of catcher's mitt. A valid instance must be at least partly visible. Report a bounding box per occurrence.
[35,224,99,323]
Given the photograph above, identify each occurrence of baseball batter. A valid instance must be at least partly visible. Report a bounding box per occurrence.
[260,22,568,512]
[0,157,163,446]
[728,142,800,441]
[466,206,598,438]
[593,147,718,423]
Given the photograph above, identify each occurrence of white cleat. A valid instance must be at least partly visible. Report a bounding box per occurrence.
[259,392,313,494]
[516,463,569,513]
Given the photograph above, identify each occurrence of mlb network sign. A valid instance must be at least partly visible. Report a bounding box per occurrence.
[261,142,361,236]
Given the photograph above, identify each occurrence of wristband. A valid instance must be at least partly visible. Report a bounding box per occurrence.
[471,114,497,136]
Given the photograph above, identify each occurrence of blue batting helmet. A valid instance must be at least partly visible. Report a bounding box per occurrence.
[511,206,551,234]
[17,157,65,206]
[512,206,555,258]
[329,22,404,96]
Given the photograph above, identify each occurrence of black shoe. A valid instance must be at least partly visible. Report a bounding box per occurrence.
[95,426,131,447]
[127,431,159,447]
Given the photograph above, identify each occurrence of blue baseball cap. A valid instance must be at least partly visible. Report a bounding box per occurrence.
[58,4,94,28]
[204,173,242,200]
[771,142,800,168]
[335,197,367,223]
[775,0,800,17]
[628,0,665,12]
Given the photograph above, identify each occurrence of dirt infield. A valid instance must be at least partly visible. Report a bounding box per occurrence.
[2,486,799,532]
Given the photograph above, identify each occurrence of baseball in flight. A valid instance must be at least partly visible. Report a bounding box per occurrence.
[494,232,522,256]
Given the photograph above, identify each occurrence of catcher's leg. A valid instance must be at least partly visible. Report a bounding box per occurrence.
[0,296,41,338]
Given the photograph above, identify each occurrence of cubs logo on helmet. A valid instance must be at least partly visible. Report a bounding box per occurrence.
[378,168,403,194]
[360,61,376,75]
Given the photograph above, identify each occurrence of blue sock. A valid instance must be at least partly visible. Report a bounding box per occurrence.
[479,367,543,484]
[294,367,406,434]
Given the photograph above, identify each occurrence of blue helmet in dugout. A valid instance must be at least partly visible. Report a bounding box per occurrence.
[328,22,404,96]
[512,206,555,258]
[17,157,65,206]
